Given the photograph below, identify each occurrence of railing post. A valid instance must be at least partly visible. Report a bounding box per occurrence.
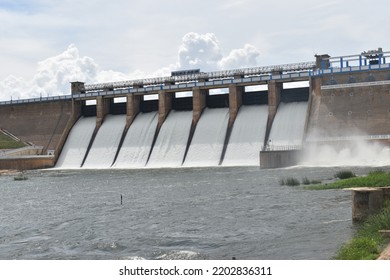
[378,53,383,65]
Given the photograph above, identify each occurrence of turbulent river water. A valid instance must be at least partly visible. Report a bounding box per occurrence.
[2,165,388,260]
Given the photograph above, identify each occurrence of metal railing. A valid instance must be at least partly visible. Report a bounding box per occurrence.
[305,134,390,142]
[261,145,302,151]
[0,95,72,106]
[327,51,390,69]
[84,61,316,91]
[0,145,44,158]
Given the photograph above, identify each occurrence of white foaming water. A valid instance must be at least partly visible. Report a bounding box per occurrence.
[222,105,268,166]
[55,117,96,169]
[113,112,158,168]
[156,250,203,260]
[300,140,390,167]
[147,110,192,167]
[183,108,229,167]
[268,102,308,147]
[82,115,126,168]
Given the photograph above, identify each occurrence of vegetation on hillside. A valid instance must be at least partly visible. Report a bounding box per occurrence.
[0,132,26,149]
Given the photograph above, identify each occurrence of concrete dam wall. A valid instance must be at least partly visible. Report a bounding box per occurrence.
[307,71,390,139]
[0,100,73,153]
[1,49,389,169]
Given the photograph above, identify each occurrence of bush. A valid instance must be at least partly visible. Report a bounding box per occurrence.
[334,170,356,180]
[302,177,310,185]
[14,173,28,181]
[281,177,300,186]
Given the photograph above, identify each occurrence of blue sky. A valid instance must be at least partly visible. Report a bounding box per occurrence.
[1,0,390,100]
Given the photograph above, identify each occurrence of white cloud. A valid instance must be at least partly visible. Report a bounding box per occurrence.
[178,32,223,71]
[0,32,263,101]
[0,44,99,99]
[177,32,261,71]
[2,0,390,89]
[218,44,260,69]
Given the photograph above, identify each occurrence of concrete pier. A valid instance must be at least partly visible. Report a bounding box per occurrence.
[192,87,207,125]
[158,90,173,129]
[228,84,243,125]
[126,94,140,128]
[264,79,282,148]
[351,188,384,222]
[96,96,111,128]
[267,80,282,119]
[259,150,302,169]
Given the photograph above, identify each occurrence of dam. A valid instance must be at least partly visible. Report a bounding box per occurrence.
[0,48,389,169]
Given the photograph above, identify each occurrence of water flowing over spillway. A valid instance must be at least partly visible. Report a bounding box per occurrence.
[268,102,308,147]
[222,105,268,166]
[147,110,193,168]
[82,115,126,168]
[183,108,229,167]
[56,102,309,169]
[55,117,96,169]
[113,112,158,168]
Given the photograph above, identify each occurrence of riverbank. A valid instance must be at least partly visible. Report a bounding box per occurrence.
[305,170,390,190]
[296,169,390,259]
[336,201,390,259]
[316,171,390,260]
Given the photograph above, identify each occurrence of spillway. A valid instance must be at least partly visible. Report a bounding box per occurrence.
[183,108,229,167]
[113,112,158,168]
[55,117,96,169]
[147,110,193,168]
[268,102,308,147]
[222,105,268,166]
[82,115,126,168]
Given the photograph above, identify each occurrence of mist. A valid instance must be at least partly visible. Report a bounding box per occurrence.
[300,140,390,167]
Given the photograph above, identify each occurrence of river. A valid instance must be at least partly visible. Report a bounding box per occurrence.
[2,165,388,260]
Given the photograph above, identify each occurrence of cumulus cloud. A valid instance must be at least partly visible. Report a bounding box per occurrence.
[0,32,261,101]
[177,32,260,71]
[33,44,98,93]
[178,32,223,71]
[218,44,261,69]
[0,44,131,100]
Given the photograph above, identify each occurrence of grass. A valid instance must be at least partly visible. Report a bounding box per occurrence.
[305,171,390,190]
[335,200,390,260]
[302,177,322,185]
[0,132,25,149]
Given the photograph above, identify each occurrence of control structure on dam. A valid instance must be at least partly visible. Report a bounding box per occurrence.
[0,48,389,170]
